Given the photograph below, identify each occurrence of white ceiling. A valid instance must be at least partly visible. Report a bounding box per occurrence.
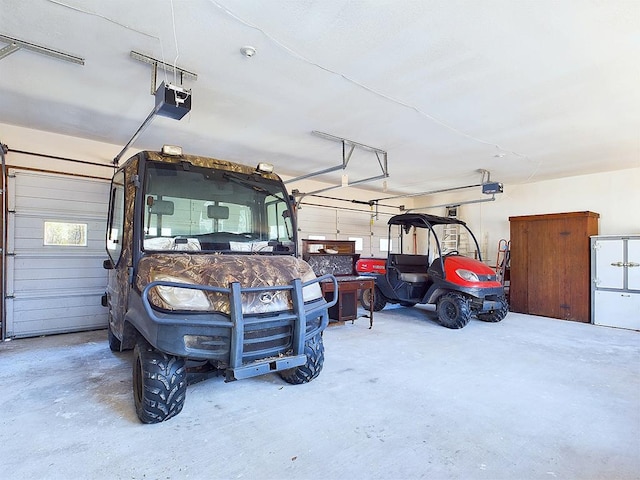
[0,0,638,197]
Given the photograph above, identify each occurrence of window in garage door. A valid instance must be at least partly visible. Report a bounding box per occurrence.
[4,169,110,338]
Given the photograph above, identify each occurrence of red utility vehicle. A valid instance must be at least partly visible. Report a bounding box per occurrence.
[356,213,507,328]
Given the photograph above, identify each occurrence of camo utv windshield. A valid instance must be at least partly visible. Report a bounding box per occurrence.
[142,161,295,253]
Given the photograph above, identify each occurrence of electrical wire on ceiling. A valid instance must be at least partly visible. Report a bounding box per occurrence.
[208,0,540,179]
[43,0,542,183]
[46,0,170,84]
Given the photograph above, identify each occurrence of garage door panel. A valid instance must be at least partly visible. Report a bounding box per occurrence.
[15,195,108,216]
[336,209,371,230]
[15,174,109,200]
[14,216,107,231]
[15,276,108,292]
[9,309,106,338]
[15,256,105,270]
[13,293,106,312]
[16,186,106,206]
[15,238,106,251]
[13,302,106,321]
[7,169,110,338]
[298,206,336,237]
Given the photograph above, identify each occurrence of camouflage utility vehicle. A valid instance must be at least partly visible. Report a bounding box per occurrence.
[102,146,337,423]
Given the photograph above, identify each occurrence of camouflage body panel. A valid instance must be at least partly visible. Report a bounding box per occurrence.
[106,156,138,338]
[144,150,282,182]
[136,254,316,315]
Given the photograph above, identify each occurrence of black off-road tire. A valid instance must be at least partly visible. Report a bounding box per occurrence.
[437,292,472,329]
[360,285,387,312]
[107,322,121,352]
[279,333,324,385]
[133,338,187,424]
[477,297,509,323]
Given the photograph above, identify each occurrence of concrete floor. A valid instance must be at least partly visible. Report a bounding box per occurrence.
[1,307,638,480]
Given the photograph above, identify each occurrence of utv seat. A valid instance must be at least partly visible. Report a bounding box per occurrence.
[390,254,430,283]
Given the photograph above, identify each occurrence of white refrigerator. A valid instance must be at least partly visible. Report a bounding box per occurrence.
[591,235,640,330]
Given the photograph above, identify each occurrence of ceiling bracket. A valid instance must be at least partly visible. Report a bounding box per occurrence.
[286,131,389,199]
[130,50,198,94]
[0,34,84,64]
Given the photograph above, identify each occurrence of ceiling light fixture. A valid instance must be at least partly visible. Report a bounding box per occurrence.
[240,45,257,58]
[0,33,84,64]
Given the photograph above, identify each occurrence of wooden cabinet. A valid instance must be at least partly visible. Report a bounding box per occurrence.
[301,239,374,325]
[320,277,374,325]
[509,211,599,322]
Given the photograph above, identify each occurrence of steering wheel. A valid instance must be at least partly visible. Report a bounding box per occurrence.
[445,250,459,256]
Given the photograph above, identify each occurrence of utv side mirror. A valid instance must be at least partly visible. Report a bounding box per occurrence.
[103,259,114,270]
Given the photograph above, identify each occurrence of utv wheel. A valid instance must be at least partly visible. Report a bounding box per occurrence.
[477,297,508,323]
[279,333,324,385]
[107,322,121,352]
[437,293,471,329]
[133,338,187,424]
[360,286,387,312]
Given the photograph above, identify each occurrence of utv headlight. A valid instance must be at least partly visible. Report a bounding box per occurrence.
[152,274,211,311]
[456,269,479,282]
[301,268,322,302]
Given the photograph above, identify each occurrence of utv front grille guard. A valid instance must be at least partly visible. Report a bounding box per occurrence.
[141,274,338,380]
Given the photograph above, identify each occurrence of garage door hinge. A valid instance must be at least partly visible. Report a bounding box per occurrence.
[5,294,14,299]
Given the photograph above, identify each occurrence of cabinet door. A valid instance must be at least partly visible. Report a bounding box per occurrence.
[628,238,640,290]
[593,239,625,289]
[508,221,529,313]
[594,290,640,330]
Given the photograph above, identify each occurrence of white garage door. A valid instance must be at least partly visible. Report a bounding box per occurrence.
[297,204,392,258]
[5,169,110,338]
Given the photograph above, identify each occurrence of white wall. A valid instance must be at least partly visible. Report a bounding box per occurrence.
[2,122,638,264]
[413,167,640,264]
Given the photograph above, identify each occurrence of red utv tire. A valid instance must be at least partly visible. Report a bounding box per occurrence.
[476,297,508,323]
[360,285,387,312]
[437,292,471,329]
